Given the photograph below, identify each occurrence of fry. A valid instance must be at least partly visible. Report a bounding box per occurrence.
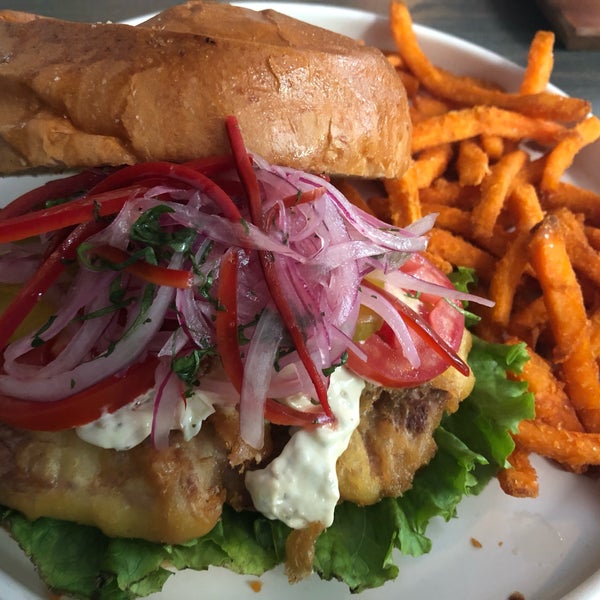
[412,144,453,188]
[411,106,566,153]
[584,225,600,251]
[516,156,545,187]
[508,296,548,347]
[508,182,545,232]
[385,168,421,227]
[498,443,539,498]
[424,202,510,257]
[514,343,584,432]
[389,1,590,122]
[589,307,600,358]
[541,116,600,191]
[488,232,530,326]
[471,149,528,241]
[516,420,600,468]
[422,250,453,274]
[520,31,555,95]
[421,203,471,238]
[385,52,404,69]
[367,196,392,223]
[554,206,600,287]
[410,94,450,122]
[427,228,496,279]
[479,134,505,161]
[529,215,600,430]
[543,182,600,224]
[419,178,476,208]
[457,140,489,186]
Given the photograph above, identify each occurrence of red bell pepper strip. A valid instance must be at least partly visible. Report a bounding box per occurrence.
[0,355,158,431]
[0,185,147,244]
[0,221,105,350]
[264,399,334,427]
[183,154,237,175]
[225,115,334,421]
[0,170,107,221]
[215,246,330,427]
[282,187,325,208]
[88,161,243,222]
[215,246,244,392]
[91,245,194,289]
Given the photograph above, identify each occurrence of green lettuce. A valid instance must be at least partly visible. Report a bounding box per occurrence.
[1,337,534,598]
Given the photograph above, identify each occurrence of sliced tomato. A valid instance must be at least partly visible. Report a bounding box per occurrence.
[0,356,158,431]
[347,253,466,387]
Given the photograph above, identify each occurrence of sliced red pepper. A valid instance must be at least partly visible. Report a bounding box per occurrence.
[225,115,334,422]
[88,161,243,222]
[0,185,147,244]
[91,245,194,289]
[0,356,158,431]
[183,154,237,176]
[264,399,333,427]
[215,246,244,391]
[215,246,326,427]
[282,187,325,208]
[0,221,105,349]
[0,170,107,221]
[257,257,334,421]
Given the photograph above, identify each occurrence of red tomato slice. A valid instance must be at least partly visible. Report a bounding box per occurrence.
[0,356,158,431]
[347,254,466,387]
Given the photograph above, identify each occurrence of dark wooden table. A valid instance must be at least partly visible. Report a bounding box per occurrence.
[1,0,598,111]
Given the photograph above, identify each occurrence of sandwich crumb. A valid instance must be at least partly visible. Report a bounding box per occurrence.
[470,537,483,548]
[248,579,263,593]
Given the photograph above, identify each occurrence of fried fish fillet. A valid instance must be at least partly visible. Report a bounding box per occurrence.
[0,335,473,544]
[0,419,236,544]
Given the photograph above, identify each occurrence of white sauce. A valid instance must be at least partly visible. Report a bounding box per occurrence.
[245,367,364,530]
[76,365,365,530]
[75,389,216,450]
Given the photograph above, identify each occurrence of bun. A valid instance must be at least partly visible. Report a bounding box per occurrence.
[0,2,411,177]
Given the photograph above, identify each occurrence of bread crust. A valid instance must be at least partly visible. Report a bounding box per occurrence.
[0,2,411,177]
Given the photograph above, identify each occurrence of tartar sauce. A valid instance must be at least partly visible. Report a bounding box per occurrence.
[76,389,217,450]
[245,367,364,529]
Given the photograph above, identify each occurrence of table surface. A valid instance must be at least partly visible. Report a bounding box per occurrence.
[0,0,598,111]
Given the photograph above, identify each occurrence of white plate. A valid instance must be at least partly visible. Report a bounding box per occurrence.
[1,3,600,600]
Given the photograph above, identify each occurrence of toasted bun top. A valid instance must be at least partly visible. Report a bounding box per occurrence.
[0,2,411,177]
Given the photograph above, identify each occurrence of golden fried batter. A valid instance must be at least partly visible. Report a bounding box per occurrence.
[0,420,235,544]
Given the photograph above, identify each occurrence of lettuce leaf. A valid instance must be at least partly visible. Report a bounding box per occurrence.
[0,337,534,598]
